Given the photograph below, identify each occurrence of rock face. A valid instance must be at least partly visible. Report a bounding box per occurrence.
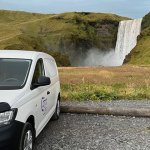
[115,19,142,66]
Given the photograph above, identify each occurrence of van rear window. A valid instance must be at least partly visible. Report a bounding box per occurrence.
[45,59,57,78]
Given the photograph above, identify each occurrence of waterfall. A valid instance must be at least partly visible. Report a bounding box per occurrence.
[115,18,142,66]
[81,18,142,67]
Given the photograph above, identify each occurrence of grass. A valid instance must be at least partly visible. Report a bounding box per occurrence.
[0,10,51,40]
[59,65,150,101]
[125,36,150,64]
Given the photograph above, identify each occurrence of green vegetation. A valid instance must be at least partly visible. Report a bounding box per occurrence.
[0,10,128,66]
[59,66,150,101]
[49,51,71,67]
[125,12,150,64]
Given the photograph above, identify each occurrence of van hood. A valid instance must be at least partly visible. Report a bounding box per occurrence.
[0,89,25,107]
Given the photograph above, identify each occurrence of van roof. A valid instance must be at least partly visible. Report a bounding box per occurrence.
[0,50,54,60]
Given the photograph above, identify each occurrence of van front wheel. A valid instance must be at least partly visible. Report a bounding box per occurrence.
[52,98,60,120]
[19,123,34,150]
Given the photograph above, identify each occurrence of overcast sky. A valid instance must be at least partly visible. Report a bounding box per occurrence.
[0,0,150,18]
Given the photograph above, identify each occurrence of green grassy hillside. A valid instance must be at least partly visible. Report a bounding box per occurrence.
[125,13,150,65]
[0,10,128,66]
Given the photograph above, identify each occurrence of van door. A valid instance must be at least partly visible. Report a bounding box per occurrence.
[44,58,57,113]
[31,58,50,134]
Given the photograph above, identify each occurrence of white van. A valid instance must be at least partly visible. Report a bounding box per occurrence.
[0,50,60,150]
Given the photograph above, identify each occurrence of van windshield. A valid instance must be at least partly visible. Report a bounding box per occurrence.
[0,58,31,90]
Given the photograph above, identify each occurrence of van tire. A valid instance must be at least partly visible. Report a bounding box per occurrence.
[19,122,34,150]
[52,98,60,120]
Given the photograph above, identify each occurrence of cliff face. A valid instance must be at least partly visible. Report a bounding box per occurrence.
[0,10,127,66]
[125,13,150,65]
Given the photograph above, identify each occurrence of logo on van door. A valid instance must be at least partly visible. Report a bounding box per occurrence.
[41,97,47,115]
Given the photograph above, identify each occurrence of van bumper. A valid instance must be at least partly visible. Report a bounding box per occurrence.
[0,120,24,150]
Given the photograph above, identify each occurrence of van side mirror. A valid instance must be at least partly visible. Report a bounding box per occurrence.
[31,76,51,89]
[38,76,51,86]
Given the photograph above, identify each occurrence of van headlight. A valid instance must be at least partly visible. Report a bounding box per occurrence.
[0,109,17,126]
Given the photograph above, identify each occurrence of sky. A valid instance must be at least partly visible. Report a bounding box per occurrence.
[0,0,150,18]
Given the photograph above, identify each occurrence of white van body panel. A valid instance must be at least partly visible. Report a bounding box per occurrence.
[0,89,25,106]
[0,50,60,137]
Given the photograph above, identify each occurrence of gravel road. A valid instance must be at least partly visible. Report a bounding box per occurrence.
[34,113,150,150]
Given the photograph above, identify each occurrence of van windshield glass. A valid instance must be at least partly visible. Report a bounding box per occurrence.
[0,59,31,90]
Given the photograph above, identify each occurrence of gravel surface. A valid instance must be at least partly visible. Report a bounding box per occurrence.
[34,113,150,150]
[61,100,150,109]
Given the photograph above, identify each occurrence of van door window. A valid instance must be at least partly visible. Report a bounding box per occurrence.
[32,59,45,85]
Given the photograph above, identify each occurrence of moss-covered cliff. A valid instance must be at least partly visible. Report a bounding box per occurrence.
[0,10,128,66]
